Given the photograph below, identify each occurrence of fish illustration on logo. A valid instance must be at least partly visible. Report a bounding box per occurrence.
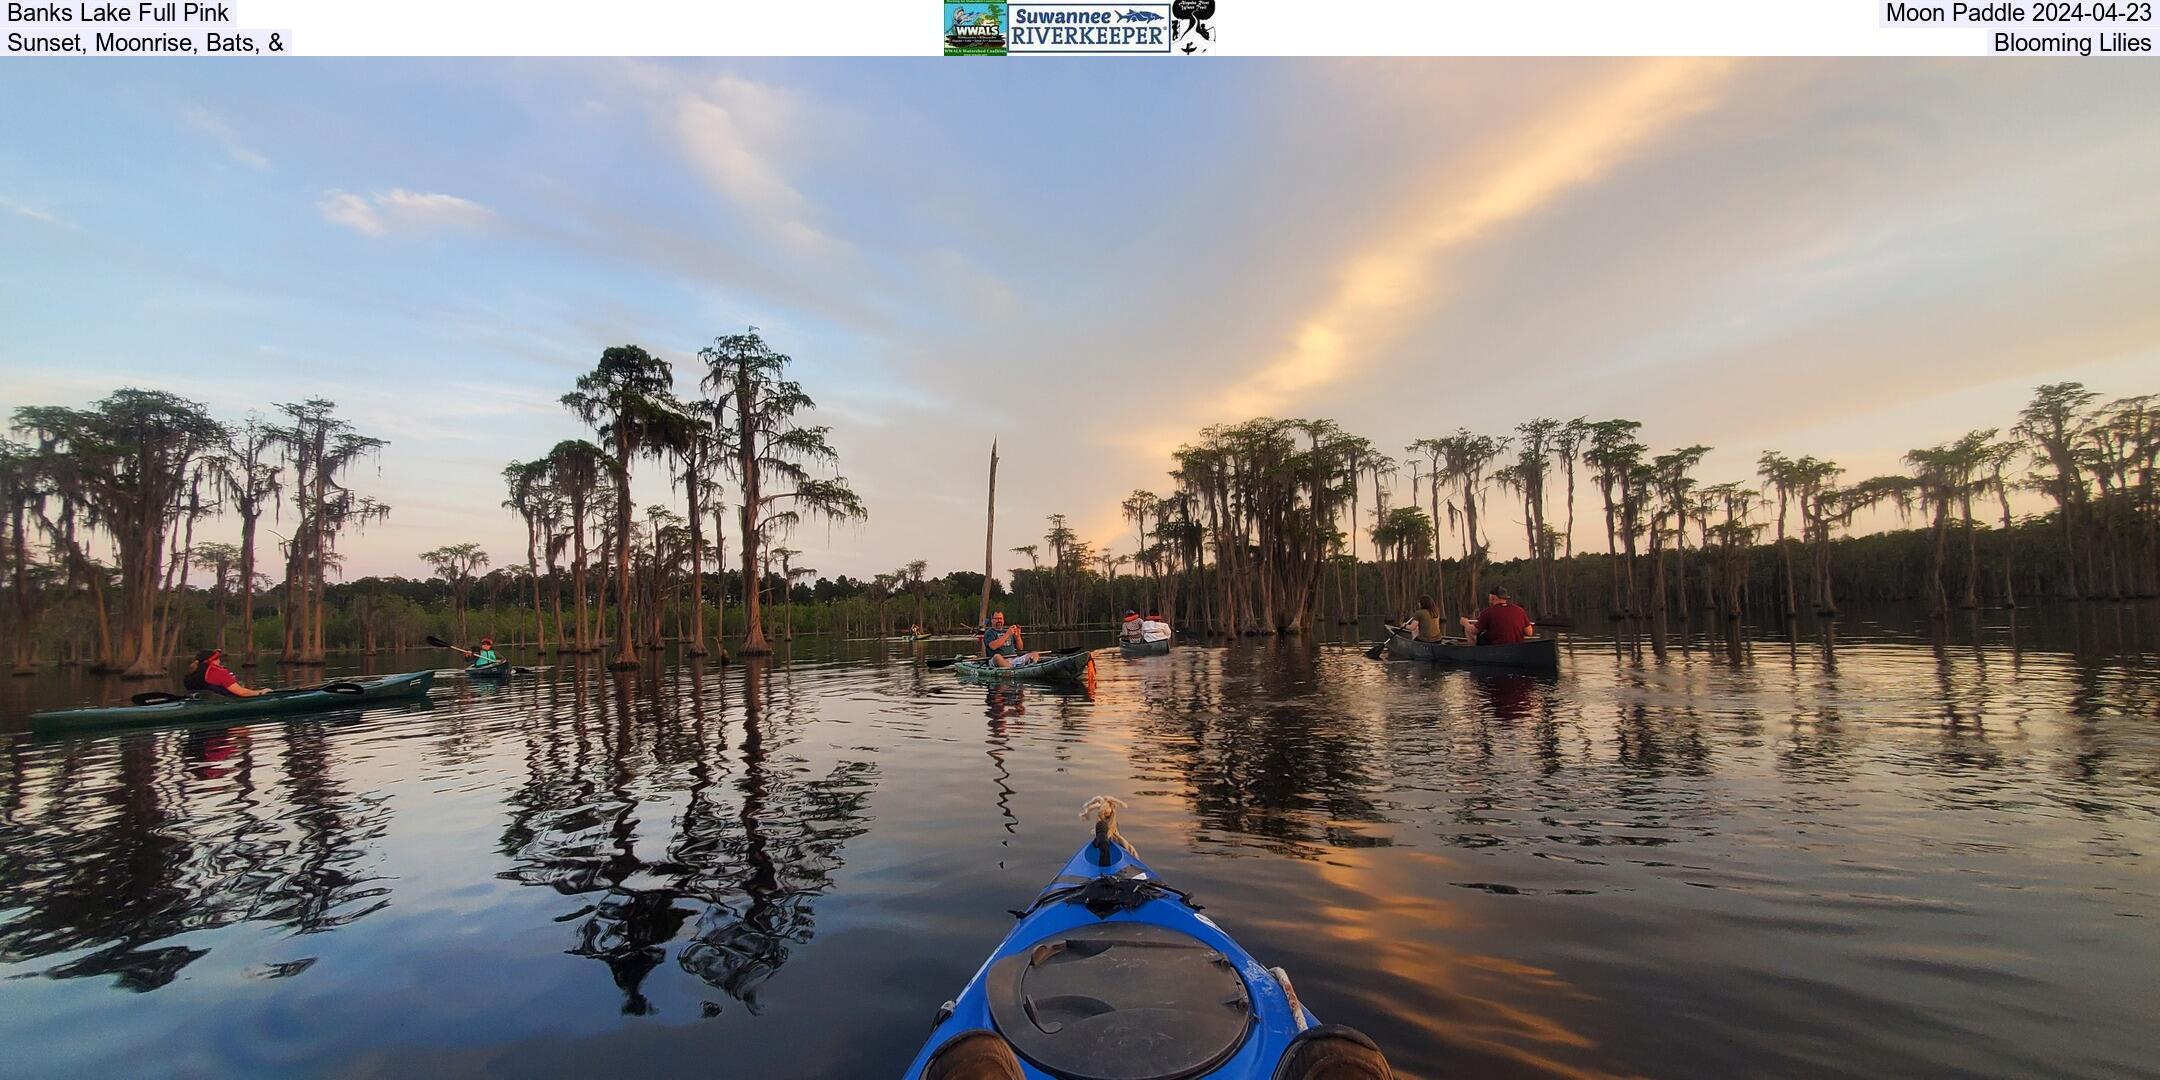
[1118,8,1164,20]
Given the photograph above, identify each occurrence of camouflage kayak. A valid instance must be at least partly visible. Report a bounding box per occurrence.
[950,648,1095,682]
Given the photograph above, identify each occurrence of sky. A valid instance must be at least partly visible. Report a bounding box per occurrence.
[1,60,2156,585]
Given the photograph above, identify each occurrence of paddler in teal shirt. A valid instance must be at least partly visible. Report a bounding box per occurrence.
[980,611,1046,669]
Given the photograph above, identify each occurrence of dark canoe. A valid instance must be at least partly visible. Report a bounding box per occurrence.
[30,670,438,734]
[1385,633,1560,671]
[1119,638,1171,656]
[466,660,513,680]
[951,649,1095,682]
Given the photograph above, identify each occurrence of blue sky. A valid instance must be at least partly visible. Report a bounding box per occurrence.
[2,60,2156,583]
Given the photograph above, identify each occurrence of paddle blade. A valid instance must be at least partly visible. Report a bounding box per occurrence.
[1364,641,1389,660]
[426,635,454,649]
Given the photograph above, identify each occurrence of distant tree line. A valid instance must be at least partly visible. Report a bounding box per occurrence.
[4,377,2150,676]
[3,392,388,677]
[0,327,880,676]
[990,382,2156,642]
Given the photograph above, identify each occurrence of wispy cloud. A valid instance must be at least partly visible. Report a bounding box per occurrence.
[1202,58,1738,425]
[666,72,852,262]
[319,188,496,237]
[1,196,73,229]
[179,104,269,169]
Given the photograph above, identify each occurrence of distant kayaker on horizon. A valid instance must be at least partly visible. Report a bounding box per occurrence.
[185,648,268,699]
[1461,586,1535,646]
[980,611,1048,669]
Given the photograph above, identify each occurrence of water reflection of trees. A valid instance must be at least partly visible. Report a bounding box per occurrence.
[0,718,393,991]
[1128,640,1388,852]
[496,658,876,1016]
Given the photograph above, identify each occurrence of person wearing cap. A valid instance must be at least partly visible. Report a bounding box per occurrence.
[470,638,502,668]
[1119,609,1145,642]
[1460,585,1535,646]
[184,648,268,698]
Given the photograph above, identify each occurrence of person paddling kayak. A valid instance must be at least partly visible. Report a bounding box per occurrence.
[1460,585,1535,645]
[468,638,502,668]
[185,648,268,698]
[1119,609,1145,642]
[1394,594,1446,642]
[980,611,1047,669]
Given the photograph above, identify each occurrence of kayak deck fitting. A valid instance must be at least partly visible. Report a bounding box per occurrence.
[904,797,1392,1079]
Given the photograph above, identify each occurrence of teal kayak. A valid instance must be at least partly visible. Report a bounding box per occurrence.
[903,798,1393,1079]
[466,660,512,680]
[950,648,1094,682]
[29,670,437,734]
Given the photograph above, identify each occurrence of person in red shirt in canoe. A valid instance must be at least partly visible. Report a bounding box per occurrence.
[184,648,268,698]
[1460,585,1535,646]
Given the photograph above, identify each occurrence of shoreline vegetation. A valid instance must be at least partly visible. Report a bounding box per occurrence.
[3,363,2154,679]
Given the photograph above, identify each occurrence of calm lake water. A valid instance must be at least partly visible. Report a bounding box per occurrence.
[2,608,2157,1080]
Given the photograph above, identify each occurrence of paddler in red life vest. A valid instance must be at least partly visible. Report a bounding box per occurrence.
[1459,585,1535,646]
[184,648,268,698]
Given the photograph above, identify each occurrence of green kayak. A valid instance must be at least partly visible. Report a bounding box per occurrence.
[951,649,1095,682]
[30,670,437,734]
[1119,637,1171,656]
[466,660,512,680]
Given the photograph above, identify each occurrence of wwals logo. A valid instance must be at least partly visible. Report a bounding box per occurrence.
[945,2,1009,54]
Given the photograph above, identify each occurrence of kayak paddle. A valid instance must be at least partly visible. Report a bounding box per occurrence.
[426,634,476,658]
[1365,625,1406,660]
[128,680,365,706]
[928,626,991,669]
[429,634,538,674]
[928,645,1089,670]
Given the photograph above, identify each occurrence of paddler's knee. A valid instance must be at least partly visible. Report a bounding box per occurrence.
[922,1029,1024,1080]
[1275,1023,1395,1080]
